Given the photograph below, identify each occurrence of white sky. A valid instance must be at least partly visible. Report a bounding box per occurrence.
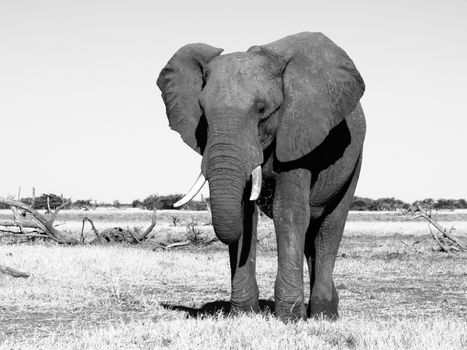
[1,0,466,203]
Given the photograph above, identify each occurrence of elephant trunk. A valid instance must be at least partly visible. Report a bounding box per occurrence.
[206,147,249,245]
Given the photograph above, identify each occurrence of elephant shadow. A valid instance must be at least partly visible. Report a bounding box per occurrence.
[161,299,275,318]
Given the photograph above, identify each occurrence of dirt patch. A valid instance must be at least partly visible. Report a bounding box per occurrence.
[0,309,161,339]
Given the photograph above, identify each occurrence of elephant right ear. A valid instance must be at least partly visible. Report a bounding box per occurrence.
[259,32,364,162]
[157,44,223,154]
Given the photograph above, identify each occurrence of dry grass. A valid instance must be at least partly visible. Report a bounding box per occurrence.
[1,209,466,349]
[1,315,465,349]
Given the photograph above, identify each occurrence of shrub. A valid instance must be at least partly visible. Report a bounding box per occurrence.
[73,199,92,208]
[32,193,69,210]
[372,197,410,211]
[140,194,208,210]
[351,197,410,211]
[351,197,467,211]
[142,194,183,210]
[429,198,467,210]
[350,197,374,211]
[183,200,208,211]
[131,199,143,208]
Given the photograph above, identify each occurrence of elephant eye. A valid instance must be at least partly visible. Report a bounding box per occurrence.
[254,100,267,116]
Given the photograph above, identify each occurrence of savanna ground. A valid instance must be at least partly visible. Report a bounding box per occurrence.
[1,209,466,349]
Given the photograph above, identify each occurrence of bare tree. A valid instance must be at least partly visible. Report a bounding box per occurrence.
[1,189,160,245]
[0,189,77,244]
[401,205,466,252]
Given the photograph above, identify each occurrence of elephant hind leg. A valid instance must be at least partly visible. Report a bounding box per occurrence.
[305,154,362,319]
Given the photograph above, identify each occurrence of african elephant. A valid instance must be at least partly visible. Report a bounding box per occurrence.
[157,32,365,321]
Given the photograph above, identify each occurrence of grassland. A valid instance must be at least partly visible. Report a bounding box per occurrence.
[0,209,466,349]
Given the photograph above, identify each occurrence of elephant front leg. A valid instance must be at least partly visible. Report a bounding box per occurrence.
[229,200,259,313]
[273,169,311,321]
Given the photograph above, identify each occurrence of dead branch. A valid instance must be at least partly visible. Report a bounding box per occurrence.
[127,229,141,243]
[412,235,430,246]
[151,243,168,250]
[400,205,466,252]
[81,210,156,244]
[48,198,71,223]
[153,240,191,250]
[8,194,22,220]
[0,264,29,278]
[79,219,86,244]
[0,220,43,229]
[166,241,191,249]
[31,187,36,209]
[0,231,49,239]
[415,205,465,251]
[0,197,78,244]
[82,217,102,244]
[428,225,448,252]
[46,195,51,214]
[2,193,157,245]
[136,209,157,241]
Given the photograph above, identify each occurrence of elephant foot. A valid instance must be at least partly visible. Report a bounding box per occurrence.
[274,297,306,322]
[230,282,260,315]
[230,299,260,315]
[307,296,339,320]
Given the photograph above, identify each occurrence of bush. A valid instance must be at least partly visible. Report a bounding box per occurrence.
[413,198,435,209]
[351,197,467,211]
[32,193,69,210]
[414,198,467,210]
[73,199,92,208]
[142,194,183,210]
[131,199,143,208]
[140,194,208,210]
[183,200,208,211]
[351,197,410,211]
[350,197,374,211]
[372,197,410,211]
[455,199,467,208]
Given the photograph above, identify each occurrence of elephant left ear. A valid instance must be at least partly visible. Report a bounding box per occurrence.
[259,32,365,162]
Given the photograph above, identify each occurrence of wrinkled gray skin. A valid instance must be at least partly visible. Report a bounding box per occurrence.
[157,32,366,321]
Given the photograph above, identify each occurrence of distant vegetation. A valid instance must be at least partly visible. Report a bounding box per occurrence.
[0,193,71,210]
[133,194,208,211]
[1,193,466,211]
[350,197,467,211]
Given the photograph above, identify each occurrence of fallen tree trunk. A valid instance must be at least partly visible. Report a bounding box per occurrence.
[1,194,158,245]
[0,264,29,278]
[0,197,78,244]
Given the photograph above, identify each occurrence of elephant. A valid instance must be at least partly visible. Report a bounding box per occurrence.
[157,32,365,321]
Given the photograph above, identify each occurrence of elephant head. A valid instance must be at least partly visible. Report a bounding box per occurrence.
[157,32,364,245]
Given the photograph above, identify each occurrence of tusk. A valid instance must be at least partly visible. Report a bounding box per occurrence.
[174,172,207,208]
[249,166,262,201]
